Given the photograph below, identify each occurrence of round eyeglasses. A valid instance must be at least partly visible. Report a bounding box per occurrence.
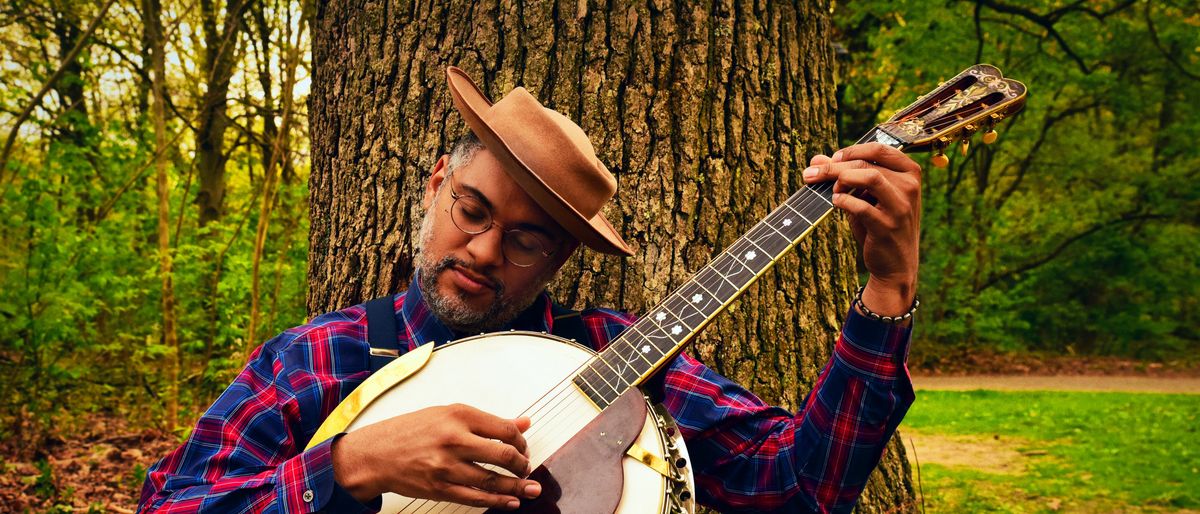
[445,174,557,267]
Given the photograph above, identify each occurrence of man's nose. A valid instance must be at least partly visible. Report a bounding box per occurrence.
[465,224,506,269]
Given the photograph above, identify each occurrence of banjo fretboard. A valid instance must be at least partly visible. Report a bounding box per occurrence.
[571,131,903,410]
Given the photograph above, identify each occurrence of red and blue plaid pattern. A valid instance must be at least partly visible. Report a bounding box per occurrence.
[139,276,913,513]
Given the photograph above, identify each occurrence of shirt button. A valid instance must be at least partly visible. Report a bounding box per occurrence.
[303,489,315,503]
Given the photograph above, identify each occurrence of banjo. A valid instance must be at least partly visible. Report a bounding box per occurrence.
[306,64,1026,514]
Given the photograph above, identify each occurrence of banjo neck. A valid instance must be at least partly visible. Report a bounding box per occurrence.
[572,136,893,410]
[571,63,1026,411]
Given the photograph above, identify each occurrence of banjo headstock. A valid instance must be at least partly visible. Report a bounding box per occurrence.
[869,64,1027,167]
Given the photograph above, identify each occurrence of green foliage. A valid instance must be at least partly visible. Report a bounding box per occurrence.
[126,463,148,492]
[905,390,1200,512]
[834,0,1200,359]
[33,458,56,499]
[0,0,311,447]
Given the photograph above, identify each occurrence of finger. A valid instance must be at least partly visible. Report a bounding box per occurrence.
[460,436,532,477]
[808,154,832,167]
[832,142,921,175]
[803,157,889,185]
[450,463,541,498]
[457,408,530,456]
[830,168,904,214]
[513,416,531,433]
[439,484,522,510]
[831,192,889,232]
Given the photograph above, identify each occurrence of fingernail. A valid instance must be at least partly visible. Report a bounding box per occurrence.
[524,483,541,497]
[832,193,841,203]
[802,167,817,181]
[832,151,844,162]
[507,499,520,509]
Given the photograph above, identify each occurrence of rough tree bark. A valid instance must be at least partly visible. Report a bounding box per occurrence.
[310,1,915,512]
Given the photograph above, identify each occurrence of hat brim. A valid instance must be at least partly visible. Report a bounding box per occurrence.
[446,67,633,257]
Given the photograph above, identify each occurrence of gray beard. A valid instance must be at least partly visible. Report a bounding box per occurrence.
[413,206,553,334]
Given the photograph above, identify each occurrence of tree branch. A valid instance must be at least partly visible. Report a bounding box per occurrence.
[993,97,1100,211]
[978,212,1168,292]
[0,0,118,180]
[971,0,1137,74]
[1144,3,1200,82]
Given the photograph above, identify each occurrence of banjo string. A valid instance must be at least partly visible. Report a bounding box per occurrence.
[408,181,836,514]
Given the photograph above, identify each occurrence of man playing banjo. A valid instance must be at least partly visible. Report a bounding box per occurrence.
[139,67,921,513]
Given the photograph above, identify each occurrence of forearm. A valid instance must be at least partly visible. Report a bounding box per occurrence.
[793,307,915,512]
[665,308,914,513]
[139,426,376,514]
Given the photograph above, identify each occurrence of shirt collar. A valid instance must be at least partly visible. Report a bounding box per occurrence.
[401,272,554,348]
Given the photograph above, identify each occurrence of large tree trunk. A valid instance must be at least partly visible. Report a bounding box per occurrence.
[309,1,915,512]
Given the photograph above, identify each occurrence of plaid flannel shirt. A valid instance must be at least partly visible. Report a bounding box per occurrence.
[139,275,914,513]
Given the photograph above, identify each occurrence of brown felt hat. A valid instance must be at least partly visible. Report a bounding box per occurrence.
[445,66,633,256]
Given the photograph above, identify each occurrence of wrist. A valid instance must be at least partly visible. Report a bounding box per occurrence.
[332,432,381,503]
[859,277,917,318]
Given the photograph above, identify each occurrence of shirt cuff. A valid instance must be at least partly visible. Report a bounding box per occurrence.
[278,434,381,513]
[833,306,913,382]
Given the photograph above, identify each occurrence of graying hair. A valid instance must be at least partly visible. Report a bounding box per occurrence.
[446,131,484,175]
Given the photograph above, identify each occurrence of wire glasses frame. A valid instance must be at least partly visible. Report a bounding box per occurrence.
[444,173,557,267]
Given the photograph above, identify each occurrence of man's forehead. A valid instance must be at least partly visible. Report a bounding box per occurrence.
[453,149,568,238]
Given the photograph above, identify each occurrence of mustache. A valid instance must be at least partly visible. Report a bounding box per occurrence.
[432,255,504,294]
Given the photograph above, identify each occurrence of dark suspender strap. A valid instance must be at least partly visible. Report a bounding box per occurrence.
[550,302,590,346]
[365,295,400,372]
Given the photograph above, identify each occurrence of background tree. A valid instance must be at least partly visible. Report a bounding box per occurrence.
[309,0,914,512]
[0,0,311,453]
[833,0,1199,362]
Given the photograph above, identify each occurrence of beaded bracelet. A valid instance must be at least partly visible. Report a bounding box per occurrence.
[853,286,919,324]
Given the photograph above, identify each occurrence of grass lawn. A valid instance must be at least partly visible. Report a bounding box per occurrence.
[901,390,1200,513]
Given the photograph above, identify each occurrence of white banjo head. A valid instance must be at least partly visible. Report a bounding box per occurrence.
[344,331,693,514]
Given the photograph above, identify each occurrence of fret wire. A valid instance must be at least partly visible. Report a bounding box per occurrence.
[749,217,792,251]
[780,200,814,225]
[718,241,757,274]
[679,284,721,320]
[589,175,849,392]
[719,238,764,280]
[694,263,741,304]
[645,297,698,333]
[574,372,616,401]
[660,296,705,343]
[707,260,743,289]
[803,184,834,205]
[605,343,648,388]
[595,322,680,387]
[676,281,722,316]
[803,183,836,203]
[628,323,676,358]
[605,331,661,371]
[587,355,630,393]
[743,234,770,257]
[760,215,791,240]
[662,292,707,327]
[761,204,809,241]
[792,188,834,221]
[690,275,720,300]
[789,188,825,213]
[578,365,624,401]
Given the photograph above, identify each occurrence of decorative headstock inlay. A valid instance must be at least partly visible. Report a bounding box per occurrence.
[873,64,1026,162]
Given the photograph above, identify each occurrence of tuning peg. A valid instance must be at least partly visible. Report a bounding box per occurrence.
[960,138,971,157]
[982,129,999,144]
[932,151,949,168]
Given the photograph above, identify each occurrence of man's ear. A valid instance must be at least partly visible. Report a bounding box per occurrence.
[423,155,450,209]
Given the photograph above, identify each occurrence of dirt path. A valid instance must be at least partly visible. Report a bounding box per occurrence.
[912,374,1200,394]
